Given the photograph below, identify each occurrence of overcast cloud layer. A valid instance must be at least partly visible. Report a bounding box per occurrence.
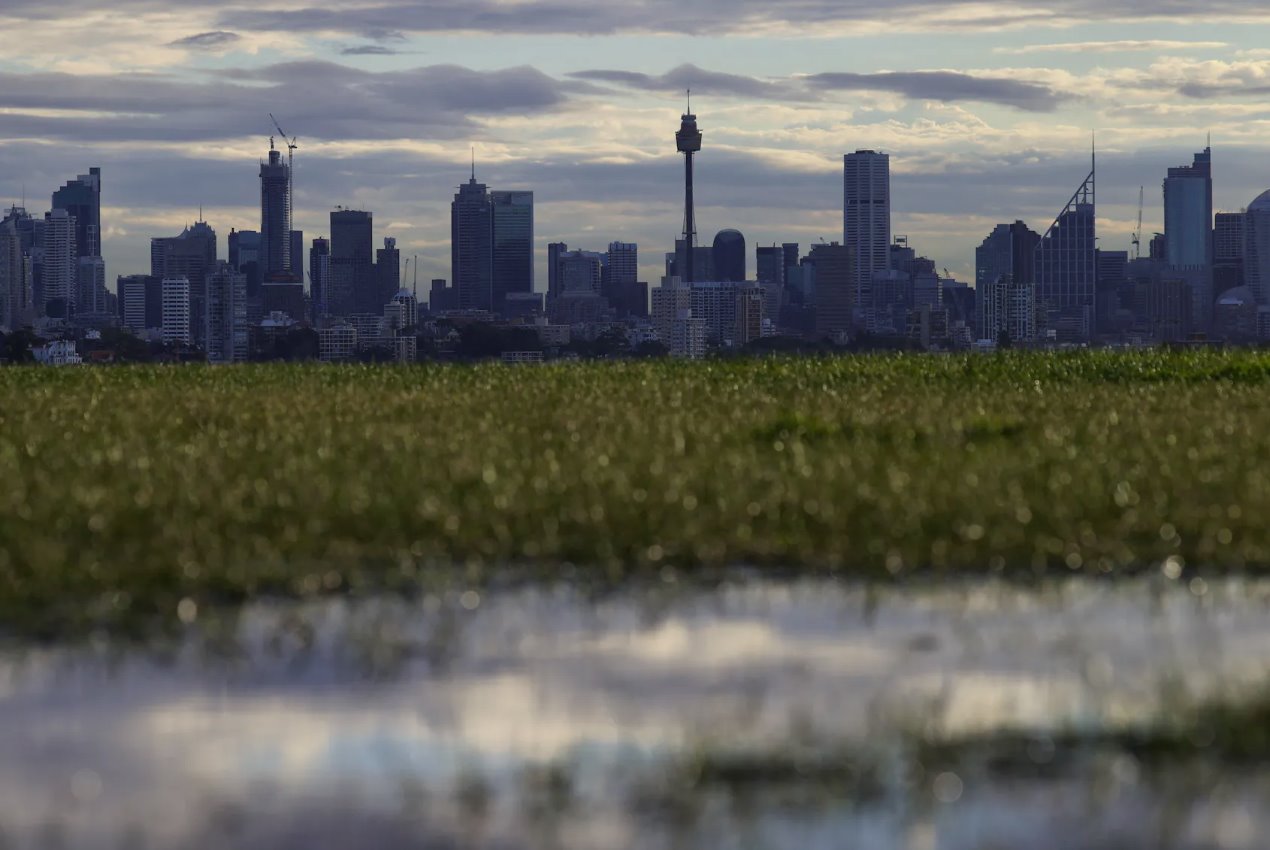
[1,0,1269,285]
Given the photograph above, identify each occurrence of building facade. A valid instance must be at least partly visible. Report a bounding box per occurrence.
[161,277,191,345]
[491,190,533,313]
[260,147,291,279]
[843,151,891,323]
[452,176,494,312]
[206,262,248,363]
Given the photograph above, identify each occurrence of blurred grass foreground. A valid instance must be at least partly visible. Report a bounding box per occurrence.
[3,349,1270,634]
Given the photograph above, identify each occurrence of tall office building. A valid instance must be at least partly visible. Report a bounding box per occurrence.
[206,262,248,363]
[843,151,891,319]
[161,277,191,345]
[52,168,101,259]
[713,229,746,282]
[607,242,638,286]
[260,145,291,279]
[1164,147,1213,268]
[547,242,568,299]
[375,237,401,311]
[491,190,534,312]
[756,246,785,286]
[329,210,374,317]
[1243,192,1270,305]
[1164,146,1214,330]
[310,237,330,321]
[77,256,108,315]
[1215,212,1245,262]
[976,221,1040,340]
[0,210,33,330]
[40,209,77,317]
[1035,161,1097,340]
[452,173,494,311]
[151,221,217,285]
[809,242,853,339]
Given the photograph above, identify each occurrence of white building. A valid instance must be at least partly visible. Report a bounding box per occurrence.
[319,323,357,361]
[161,277,191,345]
[33,339,82,366]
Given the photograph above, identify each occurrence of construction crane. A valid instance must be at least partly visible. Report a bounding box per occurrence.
[269,114,299,213]
[1131,186,1144,260]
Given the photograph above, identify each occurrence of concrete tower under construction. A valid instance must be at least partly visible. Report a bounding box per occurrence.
[676,93,703,282]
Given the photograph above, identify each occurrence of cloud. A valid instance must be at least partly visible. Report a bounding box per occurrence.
[802,71,1070,112]
[216,0,1270,37]
[166,31,241,50]
[341,45,404,56]
[996,40,1229,56]
[573,64,1070,112]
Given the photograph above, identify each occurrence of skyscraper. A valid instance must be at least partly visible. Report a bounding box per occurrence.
[1035,160,1097,340]
[713,229,746,282]
[978,222,1041,342]
[290,230,305,282]
[843,151,891,321]
[260,145,291,279]
[607,242,638,286]
[52,168,101,259]
[451,173,493,311]
[151,222,217,286]
[310,237,330,322]
[0,209,33,330]
[1243,191,1270,306]
[329,210,374,317]
[809,242,853,339]
[118,275,158,333]
[376,237,401,311]
[1164,146,1214,331]
[756,245,786,286]
[77,256,108,315]
[39,209,77,317]
[676,96,703,283]
[491,190,534,312]
[1164,147,1213,269]
[161,277,191,345]
[206,262,248,363]
[1214,211,1246,294]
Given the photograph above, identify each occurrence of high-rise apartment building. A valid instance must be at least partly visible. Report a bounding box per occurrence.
[52,168,101,259]
[452,174,494,312]
[843,151,891,320]
[40,209,77,316]
[491,190,533,312]
[329,210,374,317]
[161,277,191,345]
[205,262,248,363]
[260,146,291,279]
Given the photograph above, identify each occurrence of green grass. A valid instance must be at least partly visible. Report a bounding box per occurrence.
[4,349,1270,635]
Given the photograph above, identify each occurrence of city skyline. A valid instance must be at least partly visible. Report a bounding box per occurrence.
[4,4,1270,287]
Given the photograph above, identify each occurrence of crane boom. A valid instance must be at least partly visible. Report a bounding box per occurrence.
[1131,186,1144,260]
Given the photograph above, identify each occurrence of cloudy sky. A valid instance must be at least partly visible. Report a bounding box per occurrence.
[5,1,1270,287]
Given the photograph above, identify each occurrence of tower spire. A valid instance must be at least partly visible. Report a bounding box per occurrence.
[471,147,476,182]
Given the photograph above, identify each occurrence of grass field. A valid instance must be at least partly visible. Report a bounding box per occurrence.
[4,350,1270,635]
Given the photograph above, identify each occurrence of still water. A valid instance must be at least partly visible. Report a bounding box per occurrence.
[1,576,1268,849]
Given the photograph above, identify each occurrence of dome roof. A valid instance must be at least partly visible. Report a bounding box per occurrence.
[1217,286,1256,306]
[1250,190,1270,212]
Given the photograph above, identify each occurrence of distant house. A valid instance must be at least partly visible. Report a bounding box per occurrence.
[33,339,82,366]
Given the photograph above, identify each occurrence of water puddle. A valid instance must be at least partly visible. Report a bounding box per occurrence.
[2,577,1268,848]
